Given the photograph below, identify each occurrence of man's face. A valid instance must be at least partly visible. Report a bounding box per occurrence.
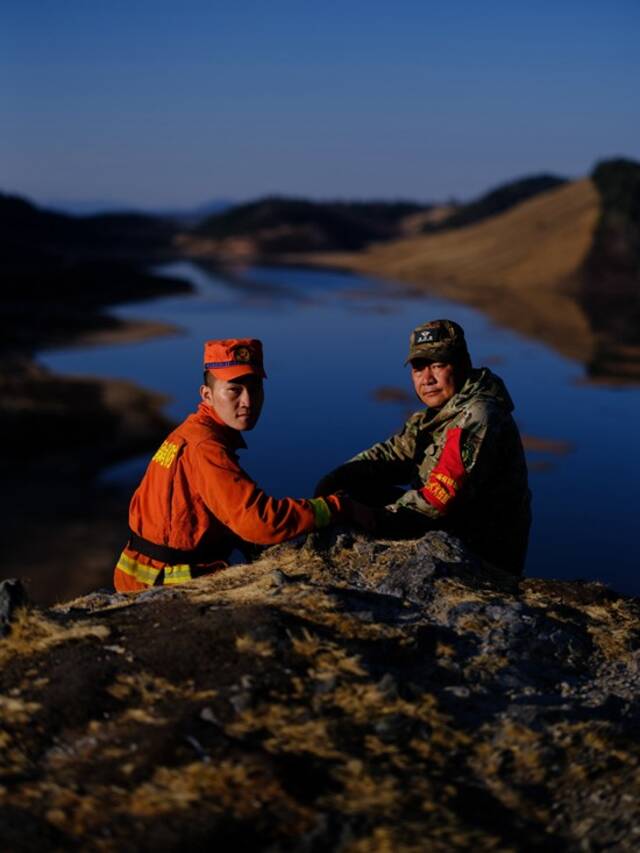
[410,358,457,408]
[201,374,264,430]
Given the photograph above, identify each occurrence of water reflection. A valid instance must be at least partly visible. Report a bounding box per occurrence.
[41,261,640,595]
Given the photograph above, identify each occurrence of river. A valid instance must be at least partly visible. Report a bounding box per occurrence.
[42,261,640,594]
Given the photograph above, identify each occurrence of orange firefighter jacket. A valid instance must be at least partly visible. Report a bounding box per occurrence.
[114,403,343,592]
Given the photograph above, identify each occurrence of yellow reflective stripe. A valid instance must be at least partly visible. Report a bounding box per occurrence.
[163,565,193,585]
[309,497,332,529]
[116,553,162,585]
[117,553,193,586]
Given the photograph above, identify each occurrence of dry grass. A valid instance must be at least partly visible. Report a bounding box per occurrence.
[3,535,639,850]
[326,179,599,292]
[582,599,640,659]
[307,179,601,363]
[521,585,640,661]
[235,633,273,657]
[325,759,401,814]
[0,608,110,666]
[129,760,279,816]
[106,671,216,706]
[290,628,367,679]
[471,721,551,822]
[227,701,342,759]
[0,694,41,724]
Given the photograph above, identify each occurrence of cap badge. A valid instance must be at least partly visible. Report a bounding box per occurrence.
[414,328,442,345]
[234,347,251,362]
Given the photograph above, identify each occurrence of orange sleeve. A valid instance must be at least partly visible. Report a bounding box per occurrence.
[190,440,343,545]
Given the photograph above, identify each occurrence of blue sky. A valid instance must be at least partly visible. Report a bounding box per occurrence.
[3,0,639,209]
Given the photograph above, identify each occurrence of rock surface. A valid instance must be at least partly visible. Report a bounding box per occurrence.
[0,579,28,637]
[1,531,639,851]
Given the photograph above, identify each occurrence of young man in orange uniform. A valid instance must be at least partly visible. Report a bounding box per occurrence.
[114,338,357,592]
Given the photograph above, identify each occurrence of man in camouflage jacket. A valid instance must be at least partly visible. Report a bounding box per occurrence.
[315,319,531,575]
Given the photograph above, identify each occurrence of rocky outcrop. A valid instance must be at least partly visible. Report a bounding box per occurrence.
[1,531,639,851]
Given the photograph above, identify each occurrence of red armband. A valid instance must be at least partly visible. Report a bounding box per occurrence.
[323,493,347,523]
[419,427,466,513]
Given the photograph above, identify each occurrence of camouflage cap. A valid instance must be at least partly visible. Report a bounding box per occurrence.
[404,319,469,365]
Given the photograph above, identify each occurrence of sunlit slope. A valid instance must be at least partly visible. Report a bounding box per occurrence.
[315,179,600,362]
[349,178,599,292]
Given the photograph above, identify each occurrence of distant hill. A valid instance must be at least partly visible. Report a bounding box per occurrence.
[324,178,599,296]
[0,192,190,358]
[308,157,640,381]
[181,196,427,257]
[43,198,142,216]
[422,174,567,233]
[587,158,640,278]
[45,197,233,225]
[163,199,233,227]
[579,158,640,379]
[307,176,597,361]
[0,192,176,267]
[178,178,568,258]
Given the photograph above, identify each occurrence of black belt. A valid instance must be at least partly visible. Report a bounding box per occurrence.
[127,530,223,566]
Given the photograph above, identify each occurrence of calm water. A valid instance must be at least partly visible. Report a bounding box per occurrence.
[42,261,640,594]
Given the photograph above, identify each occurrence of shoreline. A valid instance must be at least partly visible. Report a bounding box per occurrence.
[174,173,639,386]
[40,316,181,351]
[243,253,640,386]
[0,262,192,603]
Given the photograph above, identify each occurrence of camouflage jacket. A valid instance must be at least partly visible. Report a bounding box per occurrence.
[319,368,531,574]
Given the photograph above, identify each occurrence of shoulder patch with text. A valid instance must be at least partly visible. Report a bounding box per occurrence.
[152,440,180,469]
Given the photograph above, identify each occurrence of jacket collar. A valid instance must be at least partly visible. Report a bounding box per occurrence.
[194,402,247,450]
[420,367,514,429]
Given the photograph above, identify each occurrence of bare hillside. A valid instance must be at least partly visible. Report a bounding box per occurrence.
[314,180,602,363]
[349,178,599,290]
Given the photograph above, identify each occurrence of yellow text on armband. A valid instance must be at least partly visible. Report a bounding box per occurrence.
[426,480,452,505]
[433,472,458,492]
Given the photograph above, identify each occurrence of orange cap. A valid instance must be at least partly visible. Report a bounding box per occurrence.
[203,338,267,380]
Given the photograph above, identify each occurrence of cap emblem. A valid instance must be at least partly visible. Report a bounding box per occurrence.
[234,346,251,362]
[414,328,442,345]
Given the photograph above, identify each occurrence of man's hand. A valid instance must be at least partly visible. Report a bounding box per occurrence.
[339,497,379,534]
[314,473,342,498]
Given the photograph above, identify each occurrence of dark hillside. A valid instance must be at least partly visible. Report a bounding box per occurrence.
[0,191,190,356]
[0,193,176,265]
[588,158,640,277]
[422,174,567,233]
[195,196,425,253]
[0,192,190,358]
[0,194,189,596]
[580,157,640,380]
[0,194,77,264]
